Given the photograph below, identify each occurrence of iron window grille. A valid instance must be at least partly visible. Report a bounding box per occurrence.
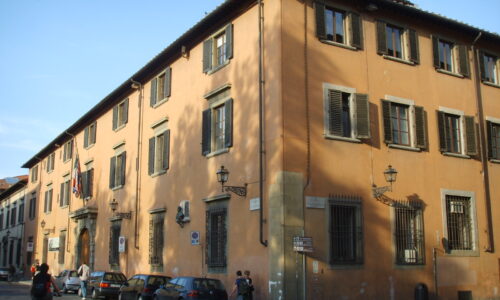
[149,213,164,266]
[394,201,425,265]
[206,207,227,269]
[487,121,500,160]
[109,222,121,266]
[445,195,473,251]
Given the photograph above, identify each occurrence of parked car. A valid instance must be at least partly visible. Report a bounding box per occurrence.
[119,274,171,300]
[55,269,81,293]
[86,271,127,299]
[0,267,9,281]
[154,277,228,300]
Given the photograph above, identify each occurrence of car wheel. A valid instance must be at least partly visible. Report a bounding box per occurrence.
[92,288,98,299]
[62,284,68,294]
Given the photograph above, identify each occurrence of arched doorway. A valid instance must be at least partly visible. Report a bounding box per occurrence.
[79,229,90,265]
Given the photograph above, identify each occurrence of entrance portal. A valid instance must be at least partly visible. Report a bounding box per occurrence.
[79,229,90,265]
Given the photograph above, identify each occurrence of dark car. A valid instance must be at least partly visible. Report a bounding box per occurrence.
[86,271,127,299]
[0,267,9,281]
[119,274,171,300]
[154,277,228,300]
[55,269,81,293]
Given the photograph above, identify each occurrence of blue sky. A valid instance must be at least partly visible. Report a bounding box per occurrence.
[0,0,499,179]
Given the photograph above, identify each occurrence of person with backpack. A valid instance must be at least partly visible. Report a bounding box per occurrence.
[30,263,61,300]
[244,270,254,300]
[230,270,251,300]
[78,261,90,300]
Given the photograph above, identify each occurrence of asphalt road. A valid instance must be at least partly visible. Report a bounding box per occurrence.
[0,280,81,300]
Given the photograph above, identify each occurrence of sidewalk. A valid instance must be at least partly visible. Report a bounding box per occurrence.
[0,279,32,286]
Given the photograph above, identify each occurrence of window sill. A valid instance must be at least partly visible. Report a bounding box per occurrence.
[84,143,95,150]
[436,68,464,79]
[150,170,167,178]
[47,170,54,174]
[489,159,500,164]
[63,159,71,164]
[388,144,421,152]
[442,152,470,159]
[382,55,416,66]
[60,205,69,209]
[113,124,126,133]
[206,148,229,158]
[324,134,361,143]
[328,263,364,270]
[206,60,230,75]
[319,39,358,51]
[152,98,169,108]
[111,185,124,191]
[445,249,480,257]
[482,81,500,89]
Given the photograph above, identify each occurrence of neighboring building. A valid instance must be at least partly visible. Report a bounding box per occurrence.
[21,0,499,299]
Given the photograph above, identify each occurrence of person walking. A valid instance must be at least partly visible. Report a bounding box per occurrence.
[230,270,251,300]
[78,261,90,300]
[244,270,254,300]
[30,263,61,300]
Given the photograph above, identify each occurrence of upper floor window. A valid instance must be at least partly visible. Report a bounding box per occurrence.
[150,67,172,107]
[432,36,469,77]
[59,176,70,207]
[480,52,499,85]
[82,168,94,200]
[46,153,55,173]
[0,211,3,230]
[149,211,165,267]
[112,99,129,131]
[382,97,427,150]
[202,87,233,156]
[394,202,424,265]
[203,24,233,74]
[63,140,73,162]
[148,130,170,176]
[377,21,419,64]
[18,200,24,224]
[109,151,126,189]
[29,193,36,220]
[486,119,500,160]
[10,205,16,227]
[323,84,370,141]
[84,122,97,148]
[437,108,477,157]
[44,186,53,213]
[315,3,363,50]
[31,165,39,183]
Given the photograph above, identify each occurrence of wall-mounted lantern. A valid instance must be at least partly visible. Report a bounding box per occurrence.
[216,165,247,197]
[372,165,398,198]
[109,198,132,219]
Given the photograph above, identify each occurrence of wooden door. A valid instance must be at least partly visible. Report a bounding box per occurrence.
[79,229,90,264]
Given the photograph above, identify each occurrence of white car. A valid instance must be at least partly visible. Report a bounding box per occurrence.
[54,269,81,293]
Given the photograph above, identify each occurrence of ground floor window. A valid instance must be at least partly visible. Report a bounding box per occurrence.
[394,202,425,265]
[109,221,121,266]
[206,202,228,272]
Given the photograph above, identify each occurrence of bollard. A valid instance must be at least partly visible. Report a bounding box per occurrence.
[414,283,429,300]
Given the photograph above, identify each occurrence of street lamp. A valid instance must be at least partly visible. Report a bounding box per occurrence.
[216,166,247,197]
[109,198,132,219]
[372,165,398,198]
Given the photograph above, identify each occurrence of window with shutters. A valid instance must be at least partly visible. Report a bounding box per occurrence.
[112,99,129,131]
[82,167,94,200]
[323,83,370,142]
[328,196,363,265]
[31,165,38,183]
[84,122,97,149]
[377,21,419,64]
[480,52,499,86]
[60,176,70,207]
[203,24,233,74]
[29,193,36,220]
[315,3,363,50]
[150,67,172,107]
[202,87,233,156]
[381,96,427,151]
[393,201,424,265]
[109,221,121,266]
[10,205,16,226]
[432,36,469,77]
[58,231,66,264]
[206,202,228,272]
[109,151,126,190]
[441,190,478,255]
[0,210,3,230]
[44,185,53,214]
[486,119,500,161]
[18,200,24,224]
[437,108,476,157]
[63,140,73,162]
[148,130,170,176]
[46,153,55,173]
[149,211,165,269]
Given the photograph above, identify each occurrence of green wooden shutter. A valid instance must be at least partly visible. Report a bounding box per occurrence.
[89,169,94,197]
[414,106,427,149]
[464,116,477,156]
[432,36,440,68]
[350,12,363,49]
[84,127,89,148]
[120,152,126,186]
[437,111,448,152]
[376,21,387,55]
[44,191,48,213]
[225,24,233,60]
[81,170,88,199]
[203,39,213,73]
[478,50,486,81]
[328,90,342,136]
[60,183,64,207]
[164,67,172,98]
[408,29,419,64]
[355,93,370,139]
[150,77,158,107]
[315,2,326,40]
[225,99,233,148]
[48,190,53,212]
[202,109,212,155]
[112,106,118,130]
[486,121,493,159]
[458,45,470,77]
[148,137,155,175]
[123,99,129,124]
[109,156,116,188]
[163,130,170,171]
[92,122,97,144]
[381,100,393,144]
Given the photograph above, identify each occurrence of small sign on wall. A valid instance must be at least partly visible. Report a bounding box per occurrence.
[48,238,59,251]
[191,231,200,245]
[250,198,260,210]
[118,236,126,253]
[27,242,34,252]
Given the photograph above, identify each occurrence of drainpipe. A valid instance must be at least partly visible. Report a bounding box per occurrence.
[258,0,267,247]
[471,32,494,252]
[65,131,76,254]
[131,79,143,250]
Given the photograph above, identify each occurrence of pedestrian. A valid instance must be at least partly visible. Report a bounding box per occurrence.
[30,263,61,300]
[8,264,16,282]
[230,270,251,300]
[78,261,90,300]
[244,270,254,300]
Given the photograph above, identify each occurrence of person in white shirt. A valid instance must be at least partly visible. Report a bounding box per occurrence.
[77,261,90,300]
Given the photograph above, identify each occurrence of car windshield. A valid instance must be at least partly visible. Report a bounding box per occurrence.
[147,276,170,286]
[193,279,225,290]
[104,273,126,281]
[69,271,78,277]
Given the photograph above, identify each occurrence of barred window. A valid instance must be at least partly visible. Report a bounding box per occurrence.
[445,195,473,251]
[149,213,164,266]
[206,206,227,270]
[109,222,121,266]
[58,231,66,264]
[329,196,363,265]
[394,202,424,265]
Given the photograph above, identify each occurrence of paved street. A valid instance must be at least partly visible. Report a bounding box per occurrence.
[0,280,81,300]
